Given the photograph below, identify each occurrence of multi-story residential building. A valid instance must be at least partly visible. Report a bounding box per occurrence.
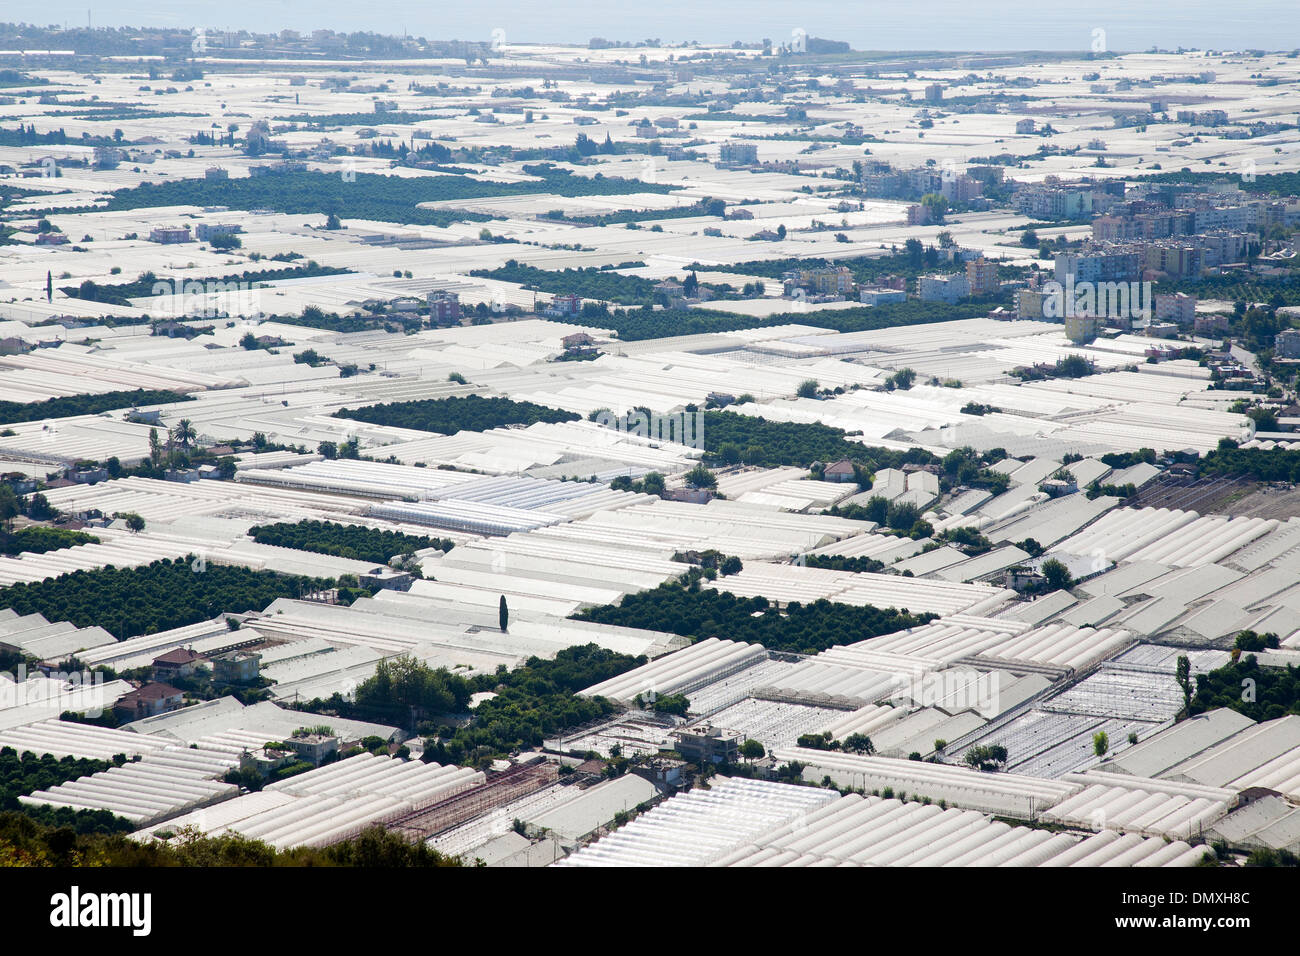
[195,223,242,241]
[149,226,193,244]
[1054,247,1143,284]
[906,203,934,226]
[941,174,984,203]
[719,142,758,166]
[1193,204,1255,233]
[427,290,461,325]
[542,293,583,318]
[92,146,122,169]
[1017,184,1093,219]
[1194,313,1230,334]
[1017,289,1051,320]
[1274,329,1300,360]
[907,167,943,196]
[1198,231,1252,267]
[1143,241,1204,280]
[965,257,1000,296]
[859,287,908,306]
[1154,292,1197,325]
[783,266,854,299]
[1176,109,1228,126]
[1092,210,1196,241]
[924,83,944,103]
[1065,315,1100,344]
[917,273,970,303]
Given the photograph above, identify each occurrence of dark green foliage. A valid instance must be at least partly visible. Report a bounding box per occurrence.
[1053,354,1096,378]
[1040,558,1074,592]
[941,446,1011,493]
[684,463,717,489]
[573,583,934,654]
[825,499,889,524]
[801,554,886,574]
[701,411,939,470]
[0,123,120,147]
[82,168,668,226]
[335,395,579,434]
[1017,538,1045,558]
[0,558,329,639]
[63,264,349,306]
[1200,444,1300,482]
[0,812,460,866]
[740,739,765,760]
[0,389,192,424]
[1243,847,1300,867]
[610,472,665,496]
[546,299,990,343]
[420,645,641,765]
[1234,630,1281,652]
[935,526,993,555]
[1,527,98,556]
[691,251,994,286]
[297,656,473,728]
[1190,655,1300,721]
[248,520,452,564]
[1086,482,1137,500]
[1141,169,1300,198]
[963,744,1008,771]
[0,747,111,812]
[1099,448,1158,468]
[651,693,690,716]
[470,261,662,305]
[6,804,135,836]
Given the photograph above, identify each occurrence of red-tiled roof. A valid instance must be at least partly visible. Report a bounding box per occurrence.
[121,682,183,702]
[153,648,202,666]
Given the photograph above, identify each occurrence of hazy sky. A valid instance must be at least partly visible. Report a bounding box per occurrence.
[16,1,1298,51]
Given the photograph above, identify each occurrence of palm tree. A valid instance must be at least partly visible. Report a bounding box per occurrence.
[173,419,197,448]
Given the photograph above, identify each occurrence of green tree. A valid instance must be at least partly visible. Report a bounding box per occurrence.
[172,418,196,448]
[919,192,948,222]
[739,739,765,762]
[1176,655,1192,713]
[796,379,819,399]
[499,595,509,632]
[1041,558,1073,592]
[1093,731,1109,757]
[842,733,875,755]
[684,463,717,489]
[111,512,146,533]
[0,486,18,531]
